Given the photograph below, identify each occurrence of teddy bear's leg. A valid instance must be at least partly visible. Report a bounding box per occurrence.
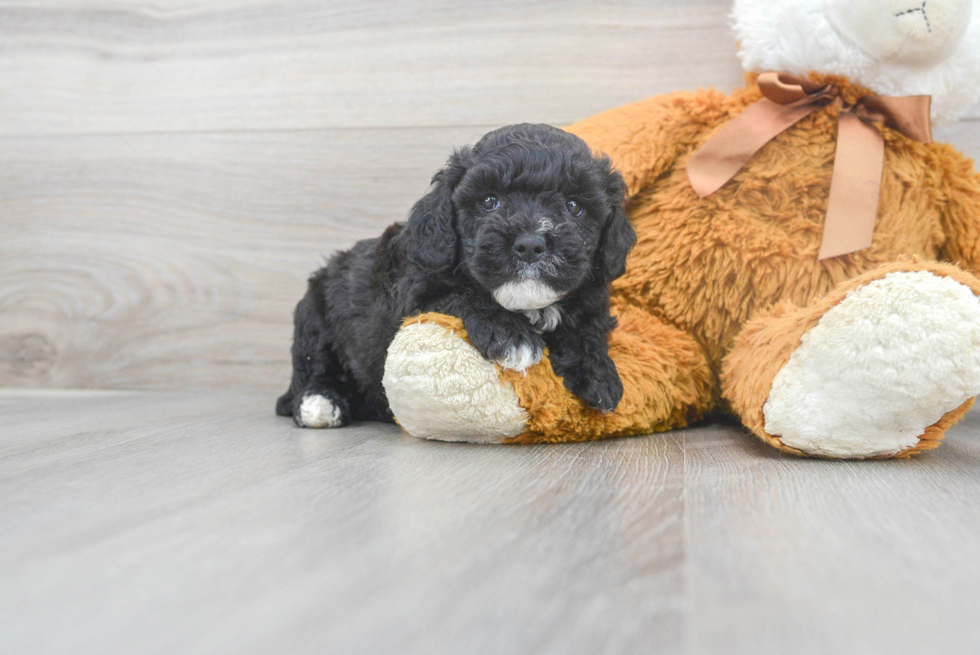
[722,260,980,459]
[383,306,715,444]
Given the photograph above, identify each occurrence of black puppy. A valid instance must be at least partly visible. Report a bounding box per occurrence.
[276,123,636,429]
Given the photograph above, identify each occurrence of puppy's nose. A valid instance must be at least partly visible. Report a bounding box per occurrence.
[513,233,547,263]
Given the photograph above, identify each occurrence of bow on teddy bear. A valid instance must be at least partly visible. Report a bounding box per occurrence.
[688,71,933,259]
[381,0,980,459]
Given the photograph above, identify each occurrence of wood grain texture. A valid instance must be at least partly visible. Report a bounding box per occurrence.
[0,0,747,136]
[3,120,978,391]
[0,389,686,655]
[3,389,980,653]
[0,126,488,390]
[684,412,980,655]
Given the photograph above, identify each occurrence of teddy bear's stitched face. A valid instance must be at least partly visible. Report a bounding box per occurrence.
[825,0,971,66]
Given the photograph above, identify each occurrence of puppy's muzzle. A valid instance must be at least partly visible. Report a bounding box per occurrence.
[513,232,548,264]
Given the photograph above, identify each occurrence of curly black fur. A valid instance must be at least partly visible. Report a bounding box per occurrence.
[276,123,636,427]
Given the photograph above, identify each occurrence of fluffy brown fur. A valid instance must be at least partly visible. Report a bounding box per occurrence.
[402,73,980,456]
[721,258,980,458]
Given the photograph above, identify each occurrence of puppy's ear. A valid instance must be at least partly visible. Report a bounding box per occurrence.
[404,148,470,273]
[596,165,636,283]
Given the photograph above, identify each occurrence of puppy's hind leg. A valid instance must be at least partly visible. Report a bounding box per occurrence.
[276,288,352,429]
[292,389,350,429]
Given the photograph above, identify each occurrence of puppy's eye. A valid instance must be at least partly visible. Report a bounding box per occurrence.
[479,195,500,212]
[566,200,584,217]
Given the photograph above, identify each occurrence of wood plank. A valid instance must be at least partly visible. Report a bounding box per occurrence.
[0,126,489,390]
[0,389,687,655]
[0,0,746,135]
[2,116,978,392]
[1,0,974,139]
[684,412,980,654]
[5,389,980,652]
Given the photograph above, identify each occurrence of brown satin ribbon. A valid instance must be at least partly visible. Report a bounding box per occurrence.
[686,72,932,260]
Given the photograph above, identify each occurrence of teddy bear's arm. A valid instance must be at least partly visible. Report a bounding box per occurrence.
[937,147,980,274]
[564,91,706,198]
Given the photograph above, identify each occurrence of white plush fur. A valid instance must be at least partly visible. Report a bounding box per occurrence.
[492,280,563,311]
[298,393,343,429]
[382,322,528,442]
[763,272,980,458]
[733,0,980,123]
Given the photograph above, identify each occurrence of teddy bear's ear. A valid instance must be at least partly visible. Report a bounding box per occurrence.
[403,148,471,273]
[597,166,636,283]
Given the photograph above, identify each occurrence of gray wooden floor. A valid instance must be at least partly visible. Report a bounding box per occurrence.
[3,389,980,654]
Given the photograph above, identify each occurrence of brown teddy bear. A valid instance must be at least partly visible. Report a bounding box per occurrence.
[381,0,980,459]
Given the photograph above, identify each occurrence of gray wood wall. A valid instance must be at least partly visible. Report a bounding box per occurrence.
[2,0,978,392]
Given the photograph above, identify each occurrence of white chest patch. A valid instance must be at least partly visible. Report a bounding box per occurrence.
[492,280,563,311]
[522,305,562,333]
[763,271,980,458]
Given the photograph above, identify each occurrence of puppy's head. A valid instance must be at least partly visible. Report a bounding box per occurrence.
[405,124,635,311]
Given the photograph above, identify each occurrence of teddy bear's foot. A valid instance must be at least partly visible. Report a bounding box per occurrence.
[723,261,980,459]
[384,308,715,444]
[382,316,528,443]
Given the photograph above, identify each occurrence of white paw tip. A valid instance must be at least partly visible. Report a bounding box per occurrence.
[298,394,344,429]
[495,343,543,373]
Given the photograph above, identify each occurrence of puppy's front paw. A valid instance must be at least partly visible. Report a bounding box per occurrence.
[494,340,544,372]
[467,316,545,373]
[562,357,623,412]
